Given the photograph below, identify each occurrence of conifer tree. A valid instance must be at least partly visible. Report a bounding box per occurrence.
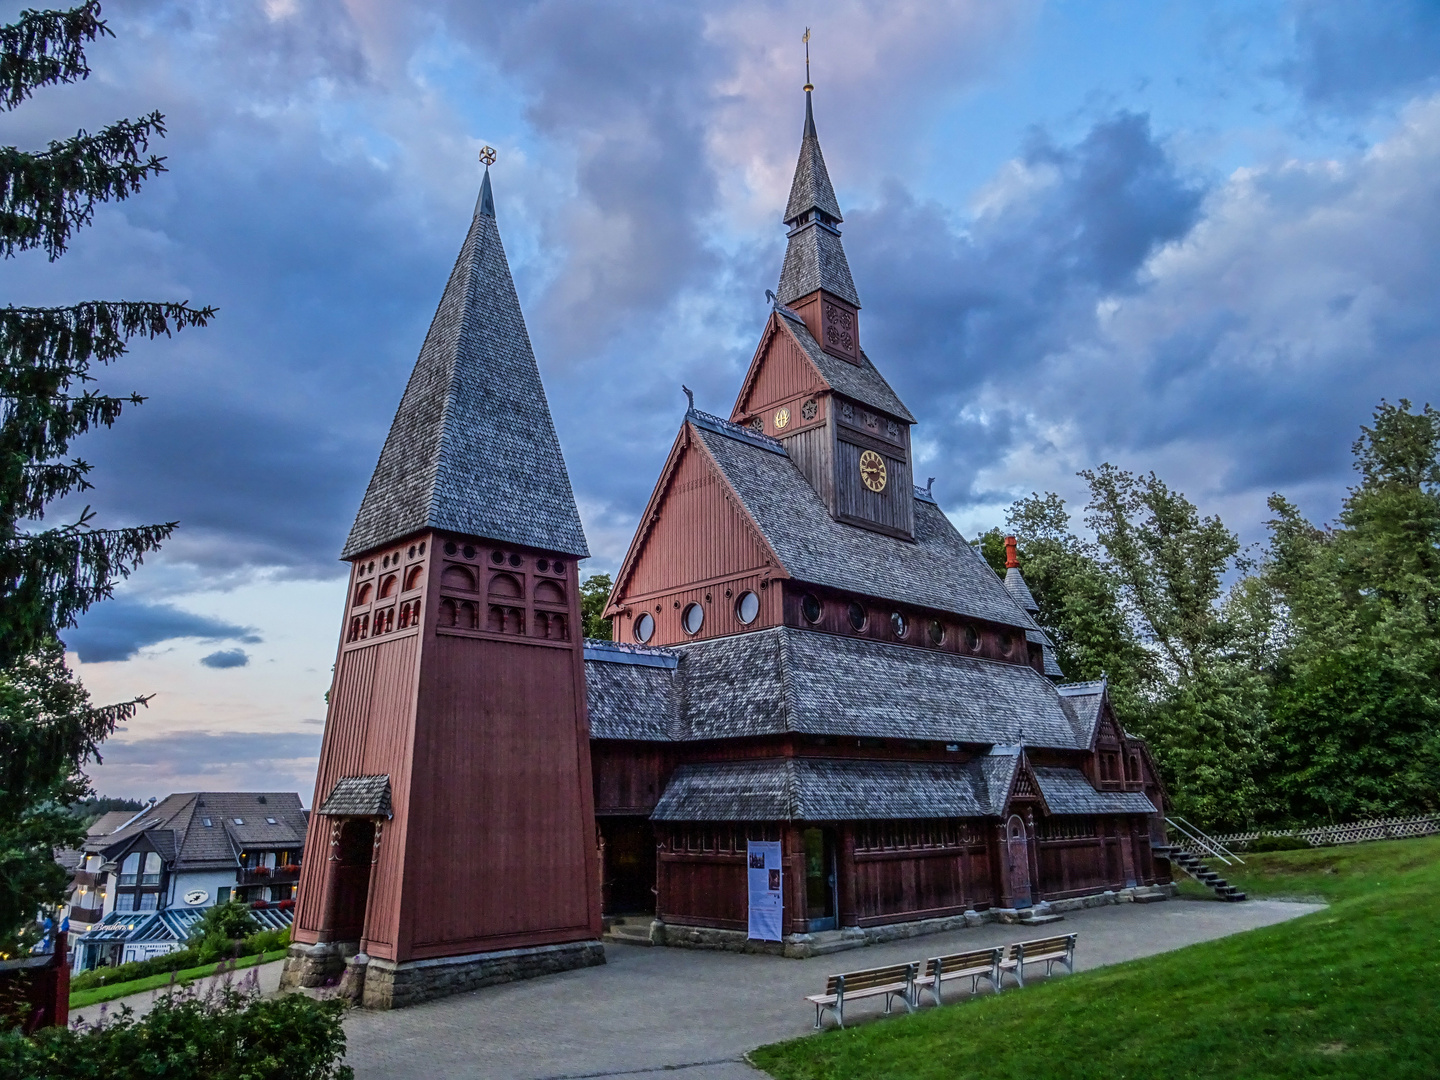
[0,2,211,947]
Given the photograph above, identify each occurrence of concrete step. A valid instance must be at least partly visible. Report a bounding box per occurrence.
[603,922,654,946]
[1020,912,1066,926]
[802,930,867,957]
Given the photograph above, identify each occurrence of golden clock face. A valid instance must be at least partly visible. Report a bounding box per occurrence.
[859,450,887,492]
[774,406,791,430]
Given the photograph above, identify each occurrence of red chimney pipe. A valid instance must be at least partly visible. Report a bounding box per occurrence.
[1004,535,1019,570]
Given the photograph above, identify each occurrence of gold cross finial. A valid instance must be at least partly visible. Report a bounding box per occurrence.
[802,28,812,91]
[479,145,497,167]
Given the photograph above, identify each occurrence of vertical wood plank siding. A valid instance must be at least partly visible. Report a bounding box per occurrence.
[782,424,834,508]
[737,326,824,423]
[834,438,914,535]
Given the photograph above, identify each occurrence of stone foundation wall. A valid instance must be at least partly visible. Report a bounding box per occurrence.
[652,884,1177,960]
[360,940,606,1010]
[279,941,356,991]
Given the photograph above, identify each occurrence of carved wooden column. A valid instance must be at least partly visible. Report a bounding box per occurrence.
[838,824,859,927]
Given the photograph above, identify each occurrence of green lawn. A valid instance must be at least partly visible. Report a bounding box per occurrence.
[750,836,1440,1079]
[68,949,289,1010]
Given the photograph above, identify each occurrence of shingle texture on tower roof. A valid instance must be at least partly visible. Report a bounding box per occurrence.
[784,93,843,224]
[778,222,860,308]
[691,421,1034,626]
[776,310,913,422]
[341,183,588,560]
[1004,567,1040,612]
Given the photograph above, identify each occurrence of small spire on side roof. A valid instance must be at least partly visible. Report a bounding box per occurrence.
[1002,534,1041,613]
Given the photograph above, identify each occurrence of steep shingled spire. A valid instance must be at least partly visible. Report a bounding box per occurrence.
[341,165,589,560]
[777,88,859,307]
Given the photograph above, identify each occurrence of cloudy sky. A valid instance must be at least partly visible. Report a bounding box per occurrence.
[9,0,1439,800]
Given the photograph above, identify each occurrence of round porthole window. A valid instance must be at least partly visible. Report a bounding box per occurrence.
[735,591,760,624]
[847,601,868,631]
[891,612,908,638]
[682,603,705,635]
[928,619,946,646]
[1000,633,1014,656]
[463,545,476,559]
[444,542,457,556]
[801,593,823,624]
[964,624,980,651]
[634,613,655,643]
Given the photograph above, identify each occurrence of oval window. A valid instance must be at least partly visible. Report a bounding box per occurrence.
[1000,633,1014,656]
[891,611,907,638]
[682,603,705,635]
[964,624,980,651]
[735,591,760,625]
[847,602,867,631]
[634,613,655,643]
[801,594,823,624]
[928,619,946,646]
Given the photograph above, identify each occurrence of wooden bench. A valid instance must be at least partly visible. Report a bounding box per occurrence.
[806,961,919,1029]
[998,933,1077,988]
[916,946,1004,1006]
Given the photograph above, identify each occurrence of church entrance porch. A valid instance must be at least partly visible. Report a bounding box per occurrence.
[599,815,657,917]
[801,827,837,931]
[322,818,375,945]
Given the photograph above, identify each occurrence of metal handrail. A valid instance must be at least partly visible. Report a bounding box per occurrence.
[1165,816,1245,866]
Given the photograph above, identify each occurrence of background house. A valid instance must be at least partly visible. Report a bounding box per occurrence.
[67,792,307,971]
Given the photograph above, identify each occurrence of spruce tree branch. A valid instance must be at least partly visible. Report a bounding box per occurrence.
[0,2,107,111]
[0,112,168,259]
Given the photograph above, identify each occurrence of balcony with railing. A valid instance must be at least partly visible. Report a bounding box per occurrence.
[237,863,300,886]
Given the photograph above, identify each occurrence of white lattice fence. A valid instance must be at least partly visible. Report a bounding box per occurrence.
[1212,814,1440,849]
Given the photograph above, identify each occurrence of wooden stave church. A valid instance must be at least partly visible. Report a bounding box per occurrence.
[285,85,1174,1008]
[586,88,1170,943]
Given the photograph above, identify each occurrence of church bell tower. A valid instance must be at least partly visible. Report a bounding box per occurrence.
[284,153,604,1008]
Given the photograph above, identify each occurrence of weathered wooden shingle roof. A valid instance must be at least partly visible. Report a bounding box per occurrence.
[652,757,1015,822]
[1004,567,1040,612]
[1032,767,1157,815]
[317,775,393,819]
[784,90,843,225]
[583,640,678,740]
[775,309,914,422]
[341,169,588,560]
[777,90,860,308]
[690,420,1035,627]
[585,626,1087,750]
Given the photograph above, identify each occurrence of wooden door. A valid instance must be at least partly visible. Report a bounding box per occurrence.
[1006,815,1031,907]
[323,819,374,943]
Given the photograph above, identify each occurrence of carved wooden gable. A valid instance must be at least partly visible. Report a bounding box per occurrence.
[732,316,828,440]
[608,428,778,614]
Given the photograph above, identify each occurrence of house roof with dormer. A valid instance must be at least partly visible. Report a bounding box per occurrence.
[341,167,588,560]
[86,792,308,872]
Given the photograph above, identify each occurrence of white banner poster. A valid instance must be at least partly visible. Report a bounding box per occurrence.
[747,840,784,942]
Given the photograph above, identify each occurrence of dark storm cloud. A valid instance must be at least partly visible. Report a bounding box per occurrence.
[61,598,261,663]
[845,113,1205,505]
[200,649,250,669]
[1283,0,1440,112]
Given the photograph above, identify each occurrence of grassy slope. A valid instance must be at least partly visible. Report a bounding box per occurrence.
[750,837,1440,1080]
[68,949,289,1010]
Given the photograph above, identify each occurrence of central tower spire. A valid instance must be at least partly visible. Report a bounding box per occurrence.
[776,72,862,363]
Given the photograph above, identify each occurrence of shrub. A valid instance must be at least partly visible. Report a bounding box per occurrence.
[2,981,352,1079]
[69,926,291,993]
[1247,833,1311,852]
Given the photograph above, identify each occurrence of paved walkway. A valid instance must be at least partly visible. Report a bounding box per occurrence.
[69,957,288,1028]
[342,897,1322,1080]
